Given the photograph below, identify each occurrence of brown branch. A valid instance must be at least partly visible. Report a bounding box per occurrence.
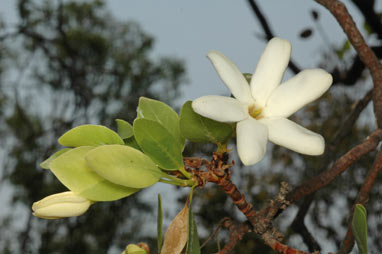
[193,154,310,253]
[316,0,382,127]
[218,219,252,254]
[287,129,382,204]
[252,182,291,234]
[199,153,256,219]
[197,129,381,253]
[286,87,372,252]
[340,150,382,254]
[262,231,311,254]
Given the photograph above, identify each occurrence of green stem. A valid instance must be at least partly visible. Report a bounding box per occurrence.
[163,173,184,183]
[159,178,195,187]
[179,167,192,179]
[159,171,195,186]
[189,184,196,205]
[159,179,186,187]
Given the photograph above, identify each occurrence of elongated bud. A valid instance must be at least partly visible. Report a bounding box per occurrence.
[32,191,91,219]
[122,244,147,254]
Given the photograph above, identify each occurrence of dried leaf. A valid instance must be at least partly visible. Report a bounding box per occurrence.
[160,204,189,254]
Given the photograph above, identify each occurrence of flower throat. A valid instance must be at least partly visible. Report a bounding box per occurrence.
[248,104,263,119]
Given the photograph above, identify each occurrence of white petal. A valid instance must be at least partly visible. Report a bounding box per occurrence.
[250,38,291,107]
[207,51,254,104]
[236,118,268,165]
[263,69,333,118]
[192,95,248,122]
[259,117,324,155]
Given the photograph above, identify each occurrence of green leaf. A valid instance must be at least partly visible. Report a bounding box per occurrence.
[115,119,134,139]
[187,216,200,254]
[137,97,185,150]
[352,204,368,254]
[125,136,141,150]
[58,124,124,147]
[157,194,163,253]
[50,146,138,201]
[180,101,233,144]
[134,119,184,171]
[40,148,71,169]
[85,145,162,188]
[115,119,141,150]
[187,188,200,254]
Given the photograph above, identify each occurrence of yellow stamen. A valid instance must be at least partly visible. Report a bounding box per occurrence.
[248,104,263,119]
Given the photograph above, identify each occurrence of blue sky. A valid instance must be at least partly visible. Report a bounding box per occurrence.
[103,0,368,104]
[0,0,372,104]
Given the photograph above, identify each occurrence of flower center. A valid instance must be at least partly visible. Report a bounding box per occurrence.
[248,104,263,119]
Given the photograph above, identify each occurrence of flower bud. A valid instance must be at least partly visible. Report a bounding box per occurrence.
[32,191,91,219]
[122,244,147,254]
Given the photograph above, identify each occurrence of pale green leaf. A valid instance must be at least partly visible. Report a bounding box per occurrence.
[187,187,200,254]
[85,145,162,189]
[352,204,368,254]
[115,119,134,139]
[180,101,233,144]
[58,124,124,147]
[137,97,185,150]
[50,146,138,201]
[40,148,71,169]
[123,244,147,254]
[134,119,184,171]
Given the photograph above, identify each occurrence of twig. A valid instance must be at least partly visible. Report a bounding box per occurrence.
[330,89,373,148]
[262,231,311,254]
[217,219,252,254]
[287,129,382,204]
[246,0,301,74]
[200,217,230,249]
[340,150,382,254]
[291,195,321,252]
[315,0,382,127]
[252,182,291,234]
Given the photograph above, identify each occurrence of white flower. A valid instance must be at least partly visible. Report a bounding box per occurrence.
[32,191,92,219]
[192,37,333,166]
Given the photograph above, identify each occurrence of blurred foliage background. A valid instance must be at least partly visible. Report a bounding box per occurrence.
[0,0,381,253]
